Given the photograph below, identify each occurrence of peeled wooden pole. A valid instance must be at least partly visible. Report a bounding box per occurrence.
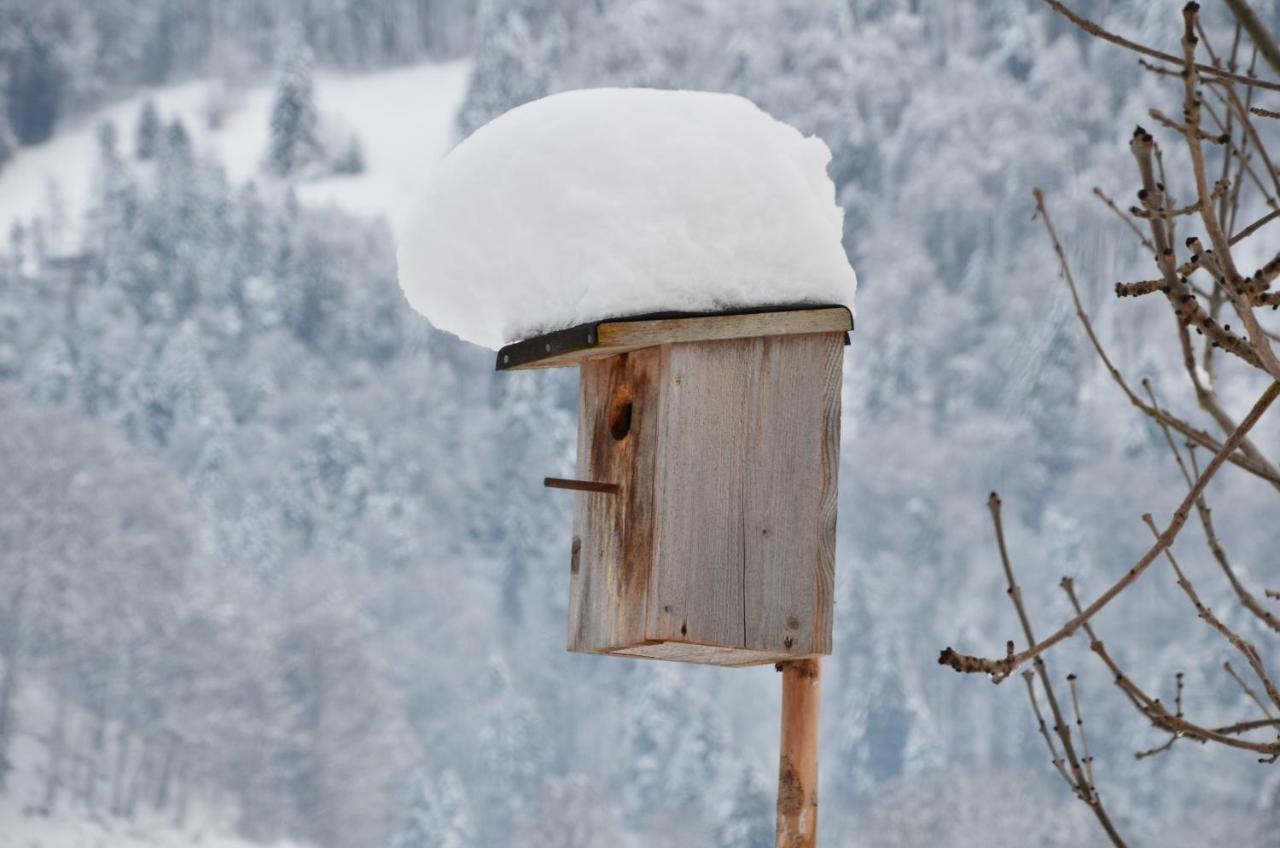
[776,658,820,848]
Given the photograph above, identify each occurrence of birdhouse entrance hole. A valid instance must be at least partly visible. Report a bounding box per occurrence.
[608,385,633,441]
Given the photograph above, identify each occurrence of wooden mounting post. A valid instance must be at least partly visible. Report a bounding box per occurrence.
[776,658,820,848]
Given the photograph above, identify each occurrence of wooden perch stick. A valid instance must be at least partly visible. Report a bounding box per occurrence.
[543,477,620,494]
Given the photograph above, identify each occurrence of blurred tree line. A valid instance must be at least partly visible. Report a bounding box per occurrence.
[0,0,474,153]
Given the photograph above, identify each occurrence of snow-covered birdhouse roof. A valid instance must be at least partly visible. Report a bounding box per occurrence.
[396,88,857,351]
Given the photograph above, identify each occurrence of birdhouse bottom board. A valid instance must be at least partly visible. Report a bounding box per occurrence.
[566,329,843,667]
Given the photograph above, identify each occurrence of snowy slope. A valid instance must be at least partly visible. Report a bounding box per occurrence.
[0,60,470,249]
[0,60,470,848]
[0,687,311,848]
[0,802,308,848]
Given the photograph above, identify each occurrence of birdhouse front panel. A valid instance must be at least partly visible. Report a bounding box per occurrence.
[552,310,847,667]
[566,347,664,653]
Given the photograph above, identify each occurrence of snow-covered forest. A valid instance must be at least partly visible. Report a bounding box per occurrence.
[2,1,1280,846]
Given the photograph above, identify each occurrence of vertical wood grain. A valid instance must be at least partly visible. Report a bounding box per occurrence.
[566,348,662,652]
[646,340,752,649]
[743,333,842,654]
[645,333,842,655]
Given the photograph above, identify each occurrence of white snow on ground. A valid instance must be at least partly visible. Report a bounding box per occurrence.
[0,686,311,848]
[396,87,857,350]
[0,60,470,250]
[0,799,308,848]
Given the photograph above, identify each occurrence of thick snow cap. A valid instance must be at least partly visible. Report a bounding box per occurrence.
[397,87,857,350]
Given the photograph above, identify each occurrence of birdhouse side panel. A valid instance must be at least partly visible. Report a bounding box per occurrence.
[645,333,842,656]
[742,332,841,655]
[566,348,662,653]
[644,339,753,651]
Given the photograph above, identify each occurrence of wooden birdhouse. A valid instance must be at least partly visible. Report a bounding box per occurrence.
[496,305,851,667]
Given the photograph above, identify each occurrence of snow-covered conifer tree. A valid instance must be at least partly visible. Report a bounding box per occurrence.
[164,117,191,161]
[614,665,729,828]
[134,99,162,160]
[0,106,15,172]
[5,24,65,145]
[471,655,556,841]
[389,769,475,848]
[513,774,625,848]
[456,0,573,137]
[715,765,774,848]
[265,42,321,178]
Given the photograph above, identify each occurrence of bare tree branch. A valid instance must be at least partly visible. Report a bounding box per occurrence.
[1030,187,1280,485]
[1042,0,1280,93]
[1060,581,1280,758]
[992,494,1125,844]
[1225,0,1280,79]
[1186,446,1280,632]
[939,379,1280,680]
[1141,514,1280,714]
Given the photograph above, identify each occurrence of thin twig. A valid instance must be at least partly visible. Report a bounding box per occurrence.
[1231,208,1280,243]
[1225,0,1280,79]
[1094,187,1156,251]
[1186,446,1280,632]
[1067,674,1098,792]
[1061,580,1280,758]
[1143,379,1195,487]
[1023,671,1076,791]
[1175,7,1280,379]
[1200,91,1279,209]
[1141,514,1280,715]
[1135,673,1184,760]
[1029,188,1280,486]
[1136,736,1179,760]
[1042,0,1280,93]
[1224,661,1276,719]
[1216,717,1280,734]
[991,494,1123,839]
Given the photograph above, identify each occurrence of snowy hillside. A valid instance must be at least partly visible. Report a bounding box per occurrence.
[0,55,474,848]
[0,787,309,848]
[0,807,306,848]
[0,60,470,249]
[0,687,311,848]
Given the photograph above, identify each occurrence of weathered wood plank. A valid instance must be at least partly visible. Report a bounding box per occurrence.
[610,641,814,667]
[645,339,752,649]
[566,349,662,652]
[596,308,851,351]
[501,344,650,371]
[644,333,841,656]
[742,333,842,654]
[498,306,852,371]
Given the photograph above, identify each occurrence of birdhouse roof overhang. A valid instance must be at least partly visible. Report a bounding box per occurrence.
[494,304,853,371]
